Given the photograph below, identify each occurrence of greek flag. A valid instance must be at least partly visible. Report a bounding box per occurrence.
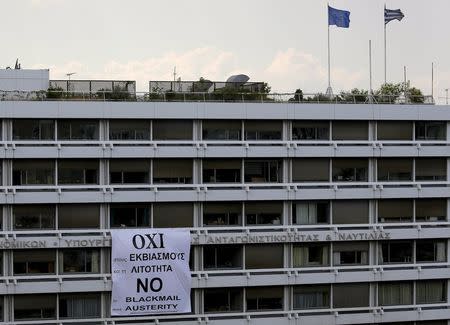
[328,6,350,28]
[385,8,404,24]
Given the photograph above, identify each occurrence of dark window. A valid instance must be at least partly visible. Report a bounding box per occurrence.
[13,160,55,185]
[333,200,369,224]
[377,158,413,181]
[246,287,283,311]
[204,245,242,269]
[59,293,101,319]
[203,203,241,226]
[203,159,241,183]
[244,160,282,183]
[416,199,447,222]
[13,205,55,230]
[332,159,368,182]
[381,241,413,264]
[415,158,447,181]
[333,242,369,266]
[61,249,100,273]
[153,120,192,140]
[293,285,330,309]
[153,159,192,184]
[416,240,446,263]
[378,282,413,306]
[292,121,329,140]
[58,120,99,140]
[203,120,241,140]
[13,250,55,275]
[245,202,282,225]
[58,160,98,184]
[377,121,413,140]
[378,200,413,223]
[58,204,100,229]
[333,283,369,308]
[416,280,446,304]
[245,121,282,140]
[109,120,150,140]
[13,119,54,140]
[204,288,243,313]
[292,159,329,182]
[14,294,56,320]
[332,121,368,140]
[293,244,329,267]
[245,244,283,269]
[153,203,193,228]
[293,201,329,224]
[109,159,150,184]
[110,204,150,228]
[415,121,446,140]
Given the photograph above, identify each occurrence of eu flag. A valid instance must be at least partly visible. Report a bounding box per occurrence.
[328,6,350,28]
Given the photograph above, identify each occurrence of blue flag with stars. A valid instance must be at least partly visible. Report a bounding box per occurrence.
[328,5,350,28]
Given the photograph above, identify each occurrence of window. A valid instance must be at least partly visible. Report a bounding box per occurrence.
[292,121,329,140]
[416,280,446,304]
[415,158,447,181]
[203,120,241,140]
[333,200,369,224]
[332,121,368,140]
[246,287,283,311]
[333,283,369,308]
[293,201,329,225]
[109,120,150,140]
[58,159,99,184]
[293,244,329,267]
[60,249,100,273]
[245,121,282,140]
[292,158,329,182]
[378,282,413,306]
[416,199,447,222]
[293,285,330,310]
[203,159,241,183]
[416,240,446,263]
[377,158,413,181]
[203,203,241,226]
[13,205,55,230]
[245,244,283,269]
[58,120,99,140]
[378,200,413,223]
[153,203,193,228]
[333,242,369,265]
[153,120,192,140]
[110,159,150,184]
[13,160,55,185]
[58,204,100,229]
[244,160,282,183]
[204,288,243,313]
[59,293,101,319]
[13,119,54,140]
[203,245,242,269]
[153,159,192,184]
[377,121,413,140]
[415,121,446,140]
[13,250,55,275]
[332,159,368,182]
[110,204,150,228]
[380,241,413,264]
[245,202,282,225]
[14,294,56,320]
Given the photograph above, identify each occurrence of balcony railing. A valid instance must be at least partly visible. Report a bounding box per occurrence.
[0,90,436,104]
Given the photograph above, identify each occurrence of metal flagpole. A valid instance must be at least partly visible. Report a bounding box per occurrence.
[384,4,387,84]
[326,4,332,96]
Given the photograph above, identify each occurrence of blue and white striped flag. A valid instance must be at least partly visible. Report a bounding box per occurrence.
[385,8,404,24]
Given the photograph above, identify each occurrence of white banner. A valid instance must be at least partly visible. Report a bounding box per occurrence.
[111,228,191,316]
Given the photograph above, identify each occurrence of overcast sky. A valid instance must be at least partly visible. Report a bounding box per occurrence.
[4,0,449,101]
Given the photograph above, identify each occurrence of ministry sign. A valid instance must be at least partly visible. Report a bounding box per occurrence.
[111,229,191,316]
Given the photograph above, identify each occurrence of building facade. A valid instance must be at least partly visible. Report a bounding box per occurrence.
[0,72,448,324]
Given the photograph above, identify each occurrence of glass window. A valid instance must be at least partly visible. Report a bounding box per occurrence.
[293,285,330,309]
[332,159,368,182]
[153,159,192,184]
[203,159,241,183]
[377,158,413,181]
[332,121,368,140]
[245,121,282,140]
[380,241,413,264]
[110,204,150,228]
[245,244,283,269]
[13,205,55,230]
[13,250,55,275]
[14,294,56,320]
[378,282,413,306]
[58,204,100,229]
[378,200,413,223]
[416,199,447,222]
[415,121,446,140]
[153,120,192,140]
[293,201,329,225]
[59,293,101,319]
[13,119,54,140]
[110,159,150,184]
[204,288,243,313]
[203,245,242,270]
[109,120,150,140]
[333,242,369,266]
[333,200,369,224]
[292,159,329,182]
[245,202,282,225]
[244,160,282,183]
[13,160,55,185]
[416,280,446,304]
[203,120,241,140]
[292,121,329,140]
[333,283,369,308]
[416,240,446,263]
[58,120,99,140]
[293,244,330,267]
[377,121,413,140]
[246,287,283,311]
[58,159,99,184]
[60,249,100,273]
[153,203,193,228]
[416,158,447,181]
[203,203,242,226]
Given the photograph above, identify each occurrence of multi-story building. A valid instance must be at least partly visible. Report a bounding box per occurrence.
[0,69,447,325]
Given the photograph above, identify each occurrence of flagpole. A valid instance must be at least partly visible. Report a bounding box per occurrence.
[326,3,332,96]
[384,4,387,84]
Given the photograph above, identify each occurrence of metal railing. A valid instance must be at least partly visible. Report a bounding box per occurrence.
[0,90,436,104]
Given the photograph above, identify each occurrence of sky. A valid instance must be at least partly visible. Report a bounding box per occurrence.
[3,0,449,101]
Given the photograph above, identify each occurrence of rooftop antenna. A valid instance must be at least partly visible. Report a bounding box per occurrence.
[66,72,76,81]
[173,66,177,83]
[14,59,21,70]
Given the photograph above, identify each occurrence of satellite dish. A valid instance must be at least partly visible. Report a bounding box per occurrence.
[226,74,250,84]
